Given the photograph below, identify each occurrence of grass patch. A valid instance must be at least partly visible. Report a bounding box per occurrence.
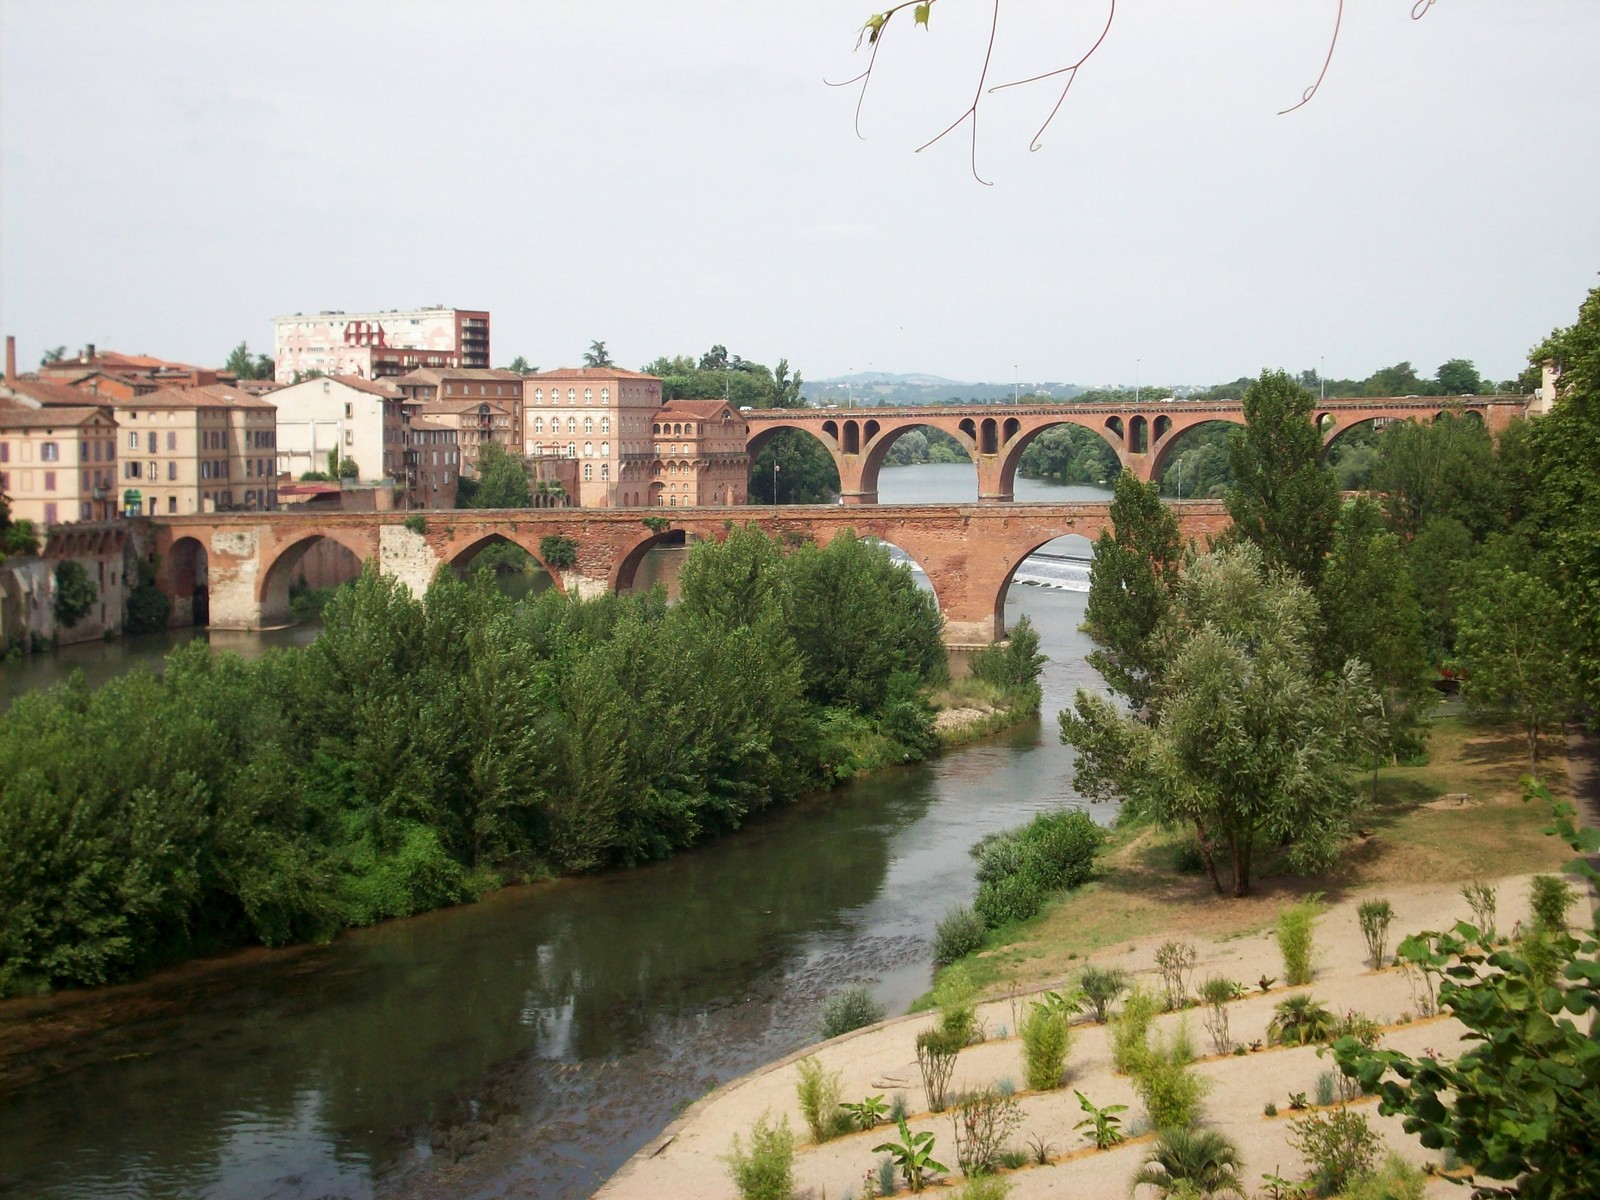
[944,708,1571,999]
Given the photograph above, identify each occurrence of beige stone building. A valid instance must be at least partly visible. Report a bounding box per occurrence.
[0,399,120,525]
[270,375,408,484]
[114,387,272,516]
[649,399,750,507]
[522,367,662,507]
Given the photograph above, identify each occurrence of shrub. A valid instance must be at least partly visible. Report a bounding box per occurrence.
[1198,976,1242,1055]
[935,964,979,1045]
[723,1112,794,1200]
[954,1175,1011,1200]
[873,1115,948,1193]
[969,809,1103,928]
[1079,965,1130,1022]
[795,1055,846,1143]
[1268,995,1338,1047]
[875,1154,899,1196]
[916,1027,963,1113]
[1132,1049,1209,1131]
[1461,880,1497,940]
[841,1092,891,1132]
[889,1091,909,1124]
[1263,1101,1278,1117]
[933,905,987,966]
[402,514,428,534]
[539,534,578,569]
[949,1086,1022,1176]
[1155,940,1199,1010]
[1339,1153,1427,1200]
[1020,1003,1072,1091]
[973,872,1047,928]
[1277,895,1323,986]
[53,560,97,628]
[820,985,885,1039]
[1110,986,1160,1074]
[1528,874,1574,932]
[1314,1071,1336,1107]
[1074,1090,1128,1149]
[1129,1128,1245,1198]
[1357,899,1395,969]
[1288,1107,1380,1196]
[968,613,1046,693]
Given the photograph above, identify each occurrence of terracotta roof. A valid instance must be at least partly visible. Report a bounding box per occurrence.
[528,366,661,382]
[659,398,742,419]
[111,386,231,410]
[325,374,403,398]
[2,379,113,408]
[394,367,525,385]
[415,397,515,415]
[0,404,114,429]
[195,384,278,410]
[408,418,457,433]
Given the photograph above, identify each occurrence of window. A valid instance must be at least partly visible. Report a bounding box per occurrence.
[43,471,56,491]
[567,442,576,458]
[566,388,576,402]
[44,502,58,523]
[532,443,543,456]
[81,501,93,521]
[147,461,158,480]
[566,417,576,434]
[0,442,7,463]
[129,431,138,449]
[584,388,592,403]
[167,462,177,480]
[601,388,610,402]
[600,417,610,434]
[168,496,177,513]
[148,432,157,453]
[167,431,176,451]
[41,442,59,461]
[600,441,609,457]
[584,417,593,434]
[583,442,593,457]
[583,463,592,481]
[533,388,542,401]
[533,417,543,433]
[600,462,610,481]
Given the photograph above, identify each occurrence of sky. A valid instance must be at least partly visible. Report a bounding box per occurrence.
[2,1,1597,388]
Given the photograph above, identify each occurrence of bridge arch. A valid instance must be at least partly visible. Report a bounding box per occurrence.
[610,526,700,593]
[994,415,1126,502]
[859,422,980,502]
[257,529,378,627]
[166,535,209,626]
[1148,417,1241,494]
[991,525,1110,640]
[858,535,943,613]
[445,531,562,592]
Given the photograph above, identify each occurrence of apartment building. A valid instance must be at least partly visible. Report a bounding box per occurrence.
[271,375,407,483]
[272,307,490,383]
[114,388,261,515]
[0,399,120,525]
[199,385,281,511]
[412,396,517,478]
[522,367,663,507]
[650,399,751,507]
[405,420,460,509]
[393,367,525,443]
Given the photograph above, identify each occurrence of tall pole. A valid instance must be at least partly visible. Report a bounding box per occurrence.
[1135,358,1141,404]
[1320,356,1326,401]
[772,459,780,505]
[1014,364,1019,404]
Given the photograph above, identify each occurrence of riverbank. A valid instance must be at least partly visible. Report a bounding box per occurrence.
[597,710,1589,1198]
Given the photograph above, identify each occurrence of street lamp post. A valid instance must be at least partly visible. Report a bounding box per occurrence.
[772,459,780,505]
[1320,356,1327,402]
[1014,364,1019,404]
[1135,358,1141,404]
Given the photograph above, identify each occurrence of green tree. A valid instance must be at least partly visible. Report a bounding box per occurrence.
[1081,471,1184,711]
[1455,562,1575,772]
[583,341,614,368]
[337,457,359,480]
[1371,412,1502,540]
[1334,785,1600,1200]
[0,493,39,561]
[225,341,264,380]
[460,442,532,509]
[1062,544,1373,897]
[40,346,65,365]
[1436,357,1485,395]
[1363,361,1434,397]
[1319,498,1431,761]
[1130,1128,1246,1199]
[53,560,97,627]
[505,356,535,375]
[1225,370,1340,590]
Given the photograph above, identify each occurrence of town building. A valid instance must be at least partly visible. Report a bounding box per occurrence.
[522,367,663,507]
[40,346,229,390]
[0,398,120,525]
[271,307,490,383]
[270,374,408,485]
[650,399,750,506]
[113,387,276,516]
[393,367,525,446]
[411,396,517,479]
[404,419,460,509]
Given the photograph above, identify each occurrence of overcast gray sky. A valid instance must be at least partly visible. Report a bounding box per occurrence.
[2,1,1596,387]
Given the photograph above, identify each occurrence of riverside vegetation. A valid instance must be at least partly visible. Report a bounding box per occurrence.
[0,525,1042,998]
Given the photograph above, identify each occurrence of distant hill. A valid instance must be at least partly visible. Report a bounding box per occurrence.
[802,374,1086,407]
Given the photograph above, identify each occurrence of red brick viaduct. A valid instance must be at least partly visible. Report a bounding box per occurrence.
[152,502,1231,646]
[149,395,1527,646]
[746,396,1526,503]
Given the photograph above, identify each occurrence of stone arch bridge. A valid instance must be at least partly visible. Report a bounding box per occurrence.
[746,396,1528,504]
[152,502,1231,647]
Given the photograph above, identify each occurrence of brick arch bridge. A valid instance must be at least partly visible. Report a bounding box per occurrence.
[150,502,1231,646]
[745,396,1528,504]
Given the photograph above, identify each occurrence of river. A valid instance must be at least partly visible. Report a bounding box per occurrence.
[0,463,1111,1200]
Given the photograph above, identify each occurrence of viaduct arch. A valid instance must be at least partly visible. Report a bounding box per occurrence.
[150,502,1232,647]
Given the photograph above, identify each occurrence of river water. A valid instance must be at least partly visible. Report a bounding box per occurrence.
[0,464,1111,1200]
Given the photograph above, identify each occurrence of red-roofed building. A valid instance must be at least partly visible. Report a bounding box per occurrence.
[0,399,120,525]
[649,399,750,507]
[522,367,664,507]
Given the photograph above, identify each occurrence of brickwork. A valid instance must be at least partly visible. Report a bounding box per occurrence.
[151,502,1231,645]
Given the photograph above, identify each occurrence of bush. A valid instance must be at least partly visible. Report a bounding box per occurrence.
[723,1112,794,1200]
[1155,940,1198,1010]
[1529,874,1574,932]
[1267,995,1338,1047]
[53,560,97,627]
[540,534,578,569]
[1110,986,1160,1074]
[1277,894,1323,986]
[1461,880,1497,940]
[1020,1003,1072,1091]
[819,985,883,1039]
[123,558,172,634]
[402,514,427,534]
[954,1175,1011,1200]
[970,809,1103,929]
[1357,899,1395,969]
[933,905,987,966]
[1079,965,1129,1022]
[1339,1152,1427,1200]
[949,1086,1022,1176]
[1132,1051,1209,1133]
[1288,1107,1380,1196]
[974,872,1048,929]
[795,1055,846,1143]
[1198,976,1242,1055]
[916,1027,963,1112]
[1130,1127,1243,1198]
[935,964,979,1045]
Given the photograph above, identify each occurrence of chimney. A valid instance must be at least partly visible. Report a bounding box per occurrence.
[4,335,15,384]
[80,342,95,364]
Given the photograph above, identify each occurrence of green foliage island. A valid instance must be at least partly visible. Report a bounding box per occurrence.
[0,527,1047,998]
